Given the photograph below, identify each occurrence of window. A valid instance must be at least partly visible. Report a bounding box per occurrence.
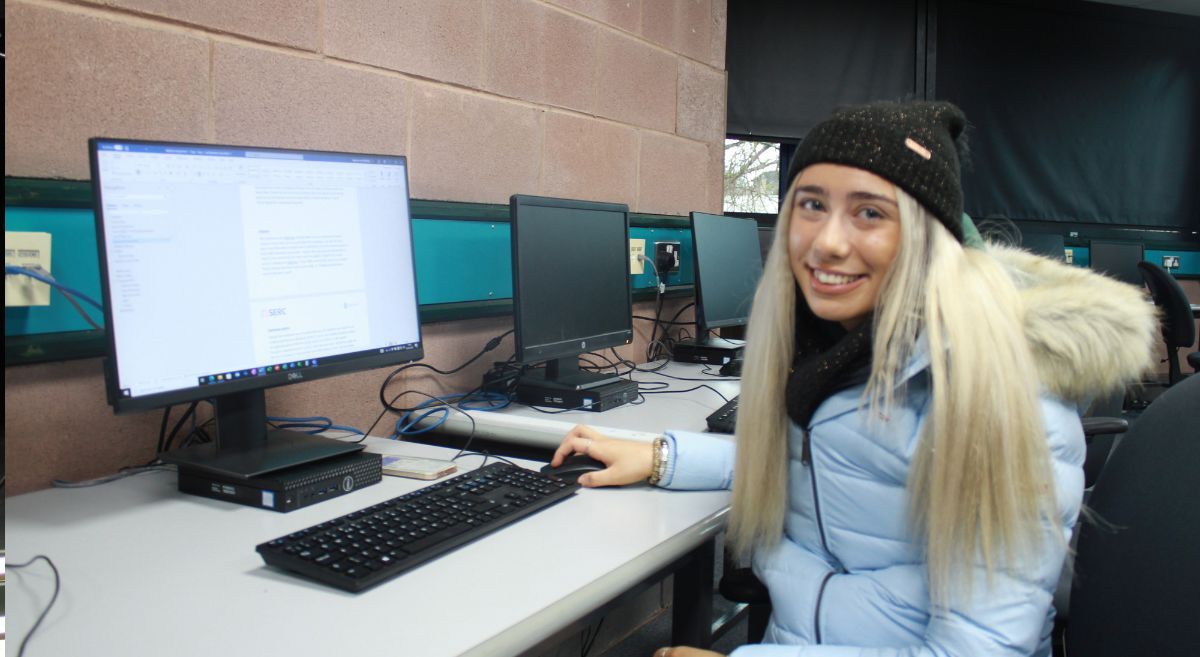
[723,139,780,214]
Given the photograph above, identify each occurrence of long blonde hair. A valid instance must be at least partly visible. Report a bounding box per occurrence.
[728,185,1059,608]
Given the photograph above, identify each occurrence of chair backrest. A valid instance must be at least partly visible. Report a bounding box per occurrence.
[1137,260,1196,350]
[1065,374,1200,656]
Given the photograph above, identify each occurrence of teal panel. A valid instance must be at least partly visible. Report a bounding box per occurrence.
[412,219,512,304]
[1067,246,1090,268]
[5,207,104,336]
[630,226,694,290]
[1145,249,1200,277]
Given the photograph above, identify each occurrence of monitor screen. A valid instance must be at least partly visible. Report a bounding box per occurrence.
[1021,233,1066,262]
[691,212,764,336]
[1090,240,1145,286]
[510,195,632,390]
[90,138,423,476]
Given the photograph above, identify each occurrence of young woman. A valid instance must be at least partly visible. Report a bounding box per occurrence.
[550,101,1157,657]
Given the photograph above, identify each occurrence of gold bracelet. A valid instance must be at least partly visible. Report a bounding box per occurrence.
[648,436,664,485]
[656,437,670,486]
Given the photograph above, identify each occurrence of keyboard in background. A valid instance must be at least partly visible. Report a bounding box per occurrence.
[706,395,739,434]
[257,461,578,592]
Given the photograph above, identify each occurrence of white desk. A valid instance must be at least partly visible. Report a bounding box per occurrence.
[5,439,729,657]
[429,362,740,450]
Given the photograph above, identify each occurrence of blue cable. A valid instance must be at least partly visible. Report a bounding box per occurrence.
[5,265,104,310]
[268,415,365,437]
[393,407,450,437]
[390,391,508,438]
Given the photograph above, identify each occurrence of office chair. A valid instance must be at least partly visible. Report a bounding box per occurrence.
[1137,261,1198,385]
[1060,374,1200,657]
[718,562,771,643]
[1079,391,1128,490]
[722,409,1134,648]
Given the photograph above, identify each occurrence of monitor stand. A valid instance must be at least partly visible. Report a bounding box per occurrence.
[525,357,621,391]
[158,389,363,479]
[672,336,745,365]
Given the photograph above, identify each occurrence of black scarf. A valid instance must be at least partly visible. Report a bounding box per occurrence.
[784,293,874,428]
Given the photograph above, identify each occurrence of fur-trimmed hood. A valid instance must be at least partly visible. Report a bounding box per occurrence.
[992,244,1158,404]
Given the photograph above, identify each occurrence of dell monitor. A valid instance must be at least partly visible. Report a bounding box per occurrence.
[90,138,422,480]
[1090,240,1145,286]
[674,212,763,364]
[509,194,635,409]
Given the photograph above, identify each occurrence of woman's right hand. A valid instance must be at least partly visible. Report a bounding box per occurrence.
[550,424,657,488]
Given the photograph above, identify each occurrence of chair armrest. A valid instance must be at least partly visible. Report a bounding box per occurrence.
[718,568,771,604]
[1082,416,1128,437]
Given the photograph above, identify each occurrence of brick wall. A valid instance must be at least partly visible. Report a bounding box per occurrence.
[4,0,728,494]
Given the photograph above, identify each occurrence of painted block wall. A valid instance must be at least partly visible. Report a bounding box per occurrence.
[4,0,728,496]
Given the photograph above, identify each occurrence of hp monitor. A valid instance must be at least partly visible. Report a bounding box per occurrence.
[90,138,422,479]
[509,194,634,407]
[674,212,763,364]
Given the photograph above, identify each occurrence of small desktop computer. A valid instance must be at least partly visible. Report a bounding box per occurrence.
[673,212,764,365]
[509,194,638,411]
[90,138,424,510]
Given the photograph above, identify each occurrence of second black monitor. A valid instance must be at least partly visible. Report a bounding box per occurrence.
[510,195,635,408]
[674,212,764,364]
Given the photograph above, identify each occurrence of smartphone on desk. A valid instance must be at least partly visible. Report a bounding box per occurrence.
[380,455,458,480]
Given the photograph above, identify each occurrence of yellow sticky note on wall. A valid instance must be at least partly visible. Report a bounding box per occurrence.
[5,231,53,307]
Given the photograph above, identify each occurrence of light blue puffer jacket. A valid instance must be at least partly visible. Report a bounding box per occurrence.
[662,346,1085,656]
[659,246,1160,657]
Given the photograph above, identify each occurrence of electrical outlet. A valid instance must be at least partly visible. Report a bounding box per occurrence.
[1162,255,1181,270]
[5,231,53,307]
[629,238,646,275]
[654,241,681,277]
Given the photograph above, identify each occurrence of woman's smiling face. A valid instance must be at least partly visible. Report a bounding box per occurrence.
[788,163,902,330]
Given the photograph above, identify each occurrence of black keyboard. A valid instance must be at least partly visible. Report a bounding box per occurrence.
[706,395,739,434]
[257,461,578,592]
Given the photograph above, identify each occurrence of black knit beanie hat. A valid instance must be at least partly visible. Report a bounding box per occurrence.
[786,100,969,242]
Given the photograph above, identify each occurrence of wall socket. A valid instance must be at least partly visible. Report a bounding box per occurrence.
[629,238,646,275]
[654,241,681,277]
[5,231,53,307]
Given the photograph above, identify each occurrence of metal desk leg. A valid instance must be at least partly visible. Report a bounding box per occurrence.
[672,536,716,647]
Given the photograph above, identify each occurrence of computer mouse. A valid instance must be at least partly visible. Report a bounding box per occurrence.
[720,358,744,377]
[540,454,607,483]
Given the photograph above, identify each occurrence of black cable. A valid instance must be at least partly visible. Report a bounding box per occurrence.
[378,330,513,412]
[9,554,62,657]
[389,388,481,458]
[57,287,102,329]
[644,370,738,383]
[637,381,672,391]
[581,350,637,377]
[640,383,730,403]
[646,285,667,361]
[632,315,694,326]
[368,330,512,439]
[156,405,172,454]
[161,401,200,453]
[452,450,519,468]
[666,301,696,325]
